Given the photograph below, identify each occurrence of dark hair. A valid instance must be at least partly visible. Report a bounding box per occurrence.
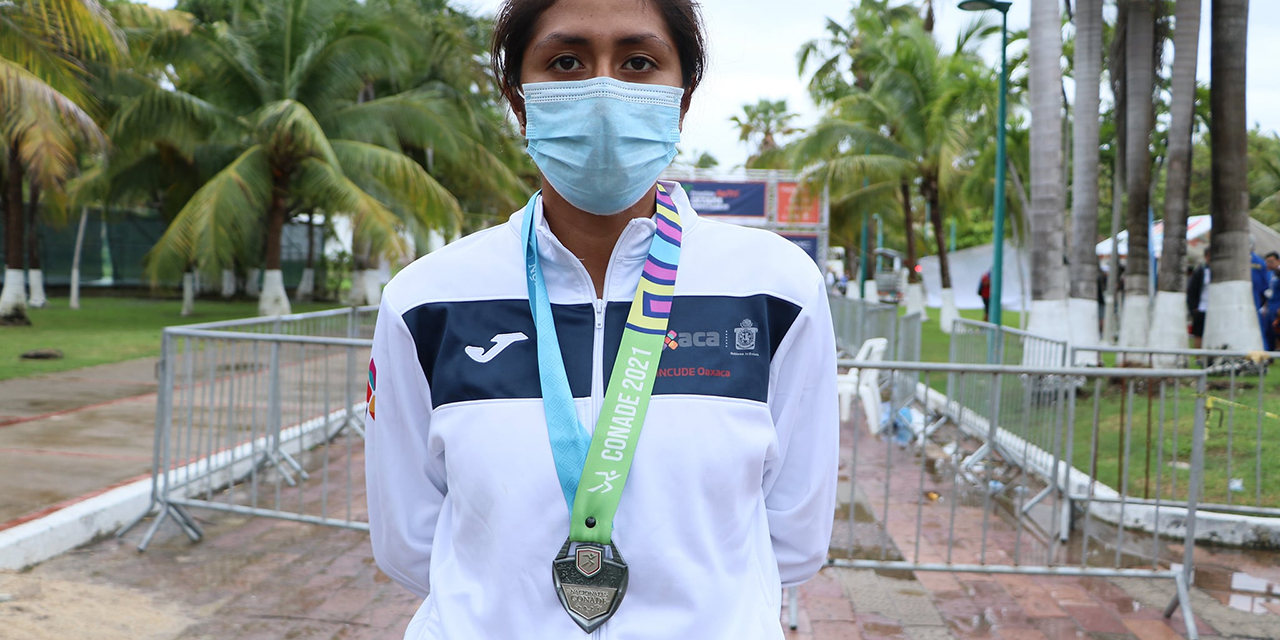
[1267,252,1280,261]
[490,0,707,115]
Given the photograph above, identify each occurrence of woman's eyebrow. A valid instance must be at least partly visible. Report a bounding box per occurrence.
[533,31,673,52]
[617,33,672,51]
[534,32,591,49]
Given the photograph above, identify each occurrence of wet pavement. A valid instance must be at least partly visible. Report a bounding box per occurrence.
[1,367,1279,638]
[0,358,159,526]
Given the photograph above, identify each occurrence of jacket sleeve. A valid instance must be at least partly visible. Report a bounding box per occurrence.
[763,276,839,587]
[365,297,447,598]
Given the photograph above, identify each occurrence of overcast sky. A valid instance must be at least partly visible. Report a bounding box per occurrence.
[144,0,1280,170]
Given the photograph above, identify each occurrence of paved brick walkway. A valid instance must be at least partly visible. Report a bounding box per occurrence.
[0,358,159,526]
[2,407,1278,639]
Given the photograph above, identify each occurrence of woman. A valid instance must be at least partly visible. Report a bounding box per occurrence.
[364,0,838,637]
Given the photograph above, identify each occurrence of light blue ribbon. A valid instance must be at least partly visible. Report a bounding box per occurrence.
[521,193,591,511]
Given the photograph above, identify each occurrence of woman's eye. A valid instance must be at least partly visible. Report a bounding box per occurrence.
[624,57,655,72]
[553,56,583,72]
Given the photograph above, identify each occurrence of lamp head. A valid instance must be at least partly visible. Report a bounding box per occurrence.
[958,0,1012,12]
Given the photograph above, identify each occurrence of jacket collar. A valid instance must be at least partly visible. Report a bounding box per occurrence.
[506,181,700,267]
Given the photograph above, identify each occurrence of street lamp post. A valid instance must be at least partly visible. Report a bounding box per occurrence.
[959,0,1012,332]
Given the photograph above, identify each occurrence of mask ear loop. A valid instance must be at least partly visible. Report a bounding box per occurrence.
[514,86,528,133]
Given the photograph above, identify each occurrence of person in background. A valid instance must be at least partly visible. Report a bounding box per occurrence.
[1252,241,1269,347]
[978,269,992,322]
[1264,252,1280,351]
[1187,248,1210,349]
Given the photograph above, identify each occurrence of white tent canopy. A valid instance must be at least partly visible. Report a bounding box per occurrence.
[1096,215,1280,261]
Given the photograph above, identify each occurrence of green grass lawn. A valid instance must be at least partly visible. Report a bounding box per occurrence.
[909,305,1280,509]
[0,296,345,381]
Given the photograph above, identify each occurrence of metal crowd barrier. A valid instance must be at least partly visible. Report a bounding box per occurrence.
[1069,344,1280,525]
[820,360,1208,639]
[829,293,898,358]
[118,307,376,551]
[950,318,1069,367]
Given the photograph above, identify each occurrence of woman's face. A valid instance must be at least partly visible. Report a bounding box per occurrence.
[519,0,685,110]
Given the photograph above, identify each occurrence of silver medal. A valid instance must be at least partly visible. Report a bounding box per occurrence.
[552,538,629,633]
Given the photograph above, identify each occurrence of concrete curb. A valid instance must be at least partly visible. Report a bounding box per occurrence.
[0,403,366,571]
[0,476,154,571]
[915,382,1280,549]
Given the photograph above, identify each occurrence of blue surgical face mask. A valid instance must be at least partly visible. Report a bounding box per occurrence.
[523,77,683,216]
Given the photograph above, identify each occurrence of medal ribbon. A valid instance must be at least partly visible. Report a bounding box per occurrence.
[522,185,682,545]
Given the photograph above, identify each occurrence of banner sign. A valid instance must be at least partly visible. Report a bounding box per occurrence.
[776,182,821,224]
[779,233,820,264]
[682,182,766,217]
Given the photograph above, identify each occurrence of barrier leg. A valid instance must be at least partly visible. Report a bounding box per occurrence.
[787,586,799,630]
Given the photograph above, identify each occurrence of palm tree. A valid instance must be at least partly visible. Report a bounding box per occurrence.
[115,0,514,316]
[1118,0,1156,356]
[0,0,121,324]
[1068,0,1104,360]
[1204,0,1258,350]
[1026,0,1068,340]
[1150,0,1201,363]
[798,0,918,101]
[730,100,800,169]
[795,18,999,324]
[1102,2,1128,344]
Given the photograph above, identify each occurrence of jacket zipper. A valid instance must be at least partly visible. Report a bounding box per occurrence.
[550,220,634,640]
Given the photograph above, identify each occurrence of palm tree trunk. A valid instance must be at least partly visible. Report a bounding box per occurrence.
[1150,0,1202,363]
[1068,0,1104,361]
[1,144,30,324]
[259,169,292,316]
[1204,0,1258,350]
[25,179,47,308]
[70,206,89,310]
[1119,0,1155,359]
[1026,0,1069,348]
[900,182,917,280]
[295,211,316,302]
[900,182,925,316]
[1102,1,1129,344]
[924,179,955,330]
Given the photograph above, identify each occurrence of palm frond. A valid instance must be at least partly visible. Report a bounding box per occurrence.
[146,145,272,280]
[294,156,410,261]
[329,140,462,231]
[255,99,341,168]
[0,57,105,151]
[109,87,240,156]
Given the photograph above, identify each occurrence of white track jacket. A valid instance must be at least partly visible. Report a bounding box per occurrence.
[365,182,838,640]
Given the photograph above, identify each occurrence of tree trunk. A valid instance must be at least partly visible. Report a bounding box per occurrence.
[1102,1,1128,344]
[1119,0,1156,358]
[924,179,953,329]
[25,179,46,307]
[1026,0,1069,345]
[259,169,292,316]
[349,236,372,306]
[181,269,196,317]
[295,211,316,302]
[900,181,918,283]
[1068,0,1104,361]
[1150,0,1202,364]
[1,144,29,324]
[1009,159,1033,327]
[1204,0,1258,351]
[70,206,89,310]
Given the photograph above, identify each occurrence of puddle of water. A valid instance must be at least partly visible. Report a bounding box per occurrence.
[1174,561,1280,615]
[1065,519,1280,615]
[833,500,879,524]
[862,622,903,635]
